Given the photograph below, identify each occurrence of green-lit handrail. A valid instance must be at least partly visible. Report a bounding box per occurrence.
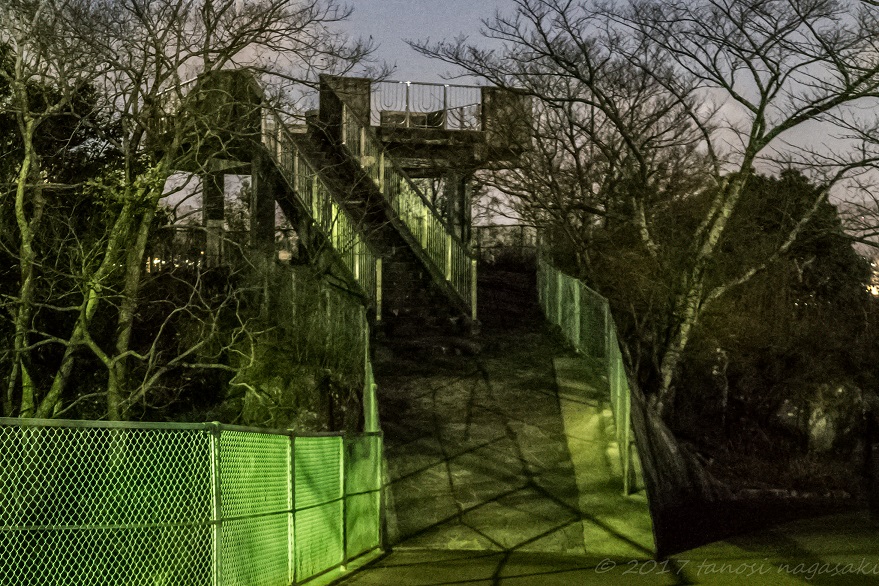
[261,109,382,320]
[337,100,477,321]
[536,251,635,495]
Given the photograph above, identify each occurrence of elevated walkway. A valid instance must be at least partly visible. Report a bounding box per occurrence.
[154,70,529,336]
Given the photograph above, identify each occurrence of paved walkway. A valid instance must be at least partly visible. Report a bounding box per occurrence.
[335,510,878,585]
[372,269,652,556]
[337,268,877,585]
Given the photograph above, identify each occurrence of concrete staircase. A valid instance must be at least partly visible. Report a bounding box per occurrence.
[273,115,468,337]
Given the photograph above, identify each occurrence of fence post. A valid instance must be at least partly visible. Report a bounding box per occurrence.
[363,308,379,433]
[379,151,385,193]
[572,283,581,351]
[287,431,295,584]
[291,434,297,583]
[208,422,223,586]
[556,271,562,327]
[359,126,366,161]
[340,437,349,571]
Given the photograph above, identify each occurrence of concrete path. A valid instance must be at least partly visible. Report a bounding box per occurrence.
[336,511,878,585]
[372,269,652,557]
[340,269,877,585]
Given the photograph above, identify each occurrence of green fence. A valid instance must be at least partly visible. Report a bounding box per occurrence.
[537,255,636,495]
[0,419,382,585]
[338,101,477,322]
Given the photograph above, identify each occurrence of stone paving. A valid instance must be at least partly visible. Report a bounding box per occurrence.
[373,269,653,557]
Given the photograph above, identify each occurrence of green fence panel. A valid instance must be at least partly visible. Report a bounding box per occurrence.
[344,435,382,559]
[0,420,382,586]
[345,492,380,559]
[293,436,345,581]
[345,435,381,494]
[0,424,213,586]
[294,437,343,509]
[294,500,344,580]
[219,431,292,586]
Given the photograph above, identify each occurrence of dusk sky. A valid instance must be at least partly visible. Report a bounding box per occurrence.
[344,0,514,83]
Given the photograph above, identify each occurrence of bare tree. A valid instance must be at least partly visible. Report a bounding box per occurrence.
[1,0,373,420]
[414,0,879,418]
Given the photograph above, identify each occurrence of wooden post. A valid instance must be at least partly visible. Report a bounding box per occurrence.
[379,151,385,193]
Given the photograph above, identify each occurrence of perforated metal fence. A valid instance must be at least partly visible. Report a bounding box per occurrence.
[537,254,636,495]
[0,419,382,585]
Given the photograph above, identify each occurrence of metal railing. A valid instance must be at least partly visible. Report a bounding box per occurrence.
[0,418,382,585]
[144,227,301,271]
[537,253,635,495]
[262,110,382,319]
[371,81,482,130]
[340,102,476,320]
[474,224,537,266]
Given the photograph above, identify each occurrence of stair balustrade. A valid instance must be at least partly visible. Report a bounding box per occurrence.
[338,101,477,322]
[262,109,382,320]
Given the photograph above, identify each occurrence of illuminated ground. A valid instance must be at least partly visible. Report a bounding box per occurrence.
[372,268,652,556]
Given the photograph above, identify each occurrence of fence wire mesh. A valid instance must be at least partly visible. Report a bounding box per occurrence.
[537,254,636,495]
[0,419,382,586]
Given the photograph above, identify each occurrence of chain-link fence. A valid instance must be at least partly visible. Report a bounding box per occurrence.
[0,418,382,585]
[537,253,637,495]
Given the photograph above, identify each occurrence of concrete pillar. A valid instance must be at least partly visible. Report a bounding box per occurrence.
[441,171,473,244]
[250,152,276,265]
[203,172,225,267]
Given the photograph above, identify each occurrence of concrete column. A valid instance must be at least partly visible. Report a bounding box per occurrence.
[250,152,276,265]
[442,171,473,243]
[203,172,225,267]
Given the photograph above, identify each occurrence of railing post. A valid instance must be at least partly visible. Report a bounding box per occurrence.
[354,241,360,280]
[341,104,347,146]
[471,257,478,322]
[445,234,452,281]
[379,151,385,193]
[208,422,222,586]
[376,258,383,323]
[443,84,448,129]
[312,175,320,224]
[360,126,366,160]
[405,82,410,128]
